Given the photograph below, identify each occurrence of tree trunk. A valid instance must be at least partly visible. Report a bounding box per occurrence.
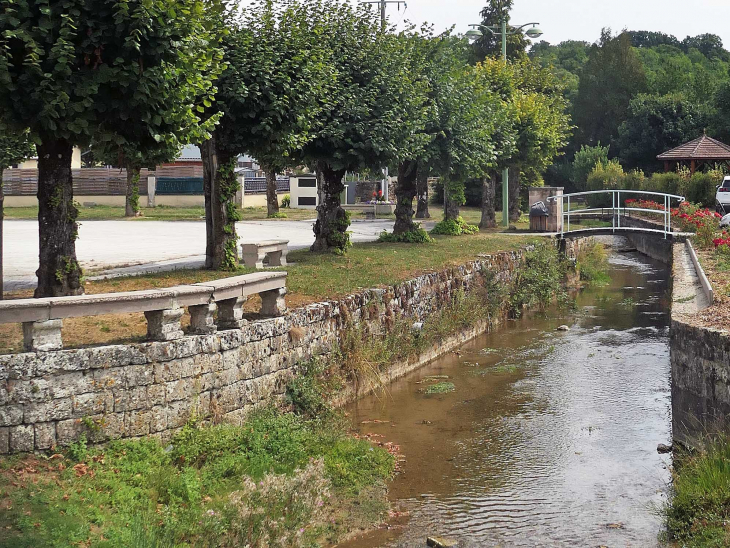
[201,136,239,270]
[0,167,4,300]
[311,161,348,253]
[444,183,460,222]
[415,166,430,219]
[393,160,418,235]
[480,173,497,229]
[508,166,521,223]
[201,139,216,269]
[263,163,280,217]
[124,162,141,217]
[35,139,83,298]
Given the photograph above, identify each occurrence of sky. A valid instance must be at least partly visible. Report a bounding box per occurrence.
[364,0,730,47]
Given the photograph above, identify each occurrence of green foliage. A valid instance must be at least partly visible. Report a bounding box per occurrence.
[586,159,625,207]
[571,144,610,190]
[425,382,456,394]
[0,128,34,173]
[286,359,334,419]
[616,93,711,174]
[510,242,567,315]
[471,0,529,62]
[576,242,611,285]
[666,436,730,547]
[573,30,648,148]
[281,194,291,208]
[430,216,479,236]
[0,0,223,149]
[378,227,434,244]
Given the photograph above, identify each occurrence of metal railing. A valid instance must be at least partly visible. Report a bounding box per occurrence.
[547,190,686,239]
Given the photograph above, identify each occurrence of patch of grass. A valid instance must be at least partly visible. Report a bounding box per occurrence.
[0,408,395,548]
[378,227,434,243]
[576,242,611,285]
[3,205,317,222]
[666,436,730,547]
[424,382,455,394]
[430,216,479,236]
[619,297,636,308]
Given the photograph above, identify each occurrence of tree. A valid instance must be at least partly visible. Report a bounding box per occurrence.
[627,31,681,49]
[299,1,429,252]
[571,144,610,190]
[0,129,34,299]
[683,34,727,60]
[573,30,647,149]
[471,0,528,62]
[0,0,222,296]
[229,0,333,219]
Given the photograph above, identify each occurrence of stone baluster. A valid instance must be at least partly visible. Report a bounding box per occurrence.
[144,307,184,341]
[22,319,63,352]
[217,297,247,329]
[188,303,217,335]
[261,288,287,316]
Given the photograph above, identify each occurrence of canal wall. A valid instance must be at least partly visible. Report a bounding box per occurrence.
[670,242,730,446]
[0,248,538,454]
[622,216,674,264]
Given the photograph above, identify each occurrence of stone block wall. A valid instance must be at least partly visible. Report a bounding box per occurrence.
[0,250,526,453]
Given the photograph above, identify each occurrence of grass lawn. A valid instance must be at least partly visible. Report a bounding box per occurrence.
[0,231,538,353]
[2,204,318,222]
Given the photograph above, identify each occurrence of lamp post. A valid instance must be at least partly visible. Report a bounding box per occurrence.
[466,21,543,227]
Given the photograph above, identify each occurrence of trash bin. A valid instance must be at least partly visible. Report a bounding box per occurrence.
[530,201,549,232]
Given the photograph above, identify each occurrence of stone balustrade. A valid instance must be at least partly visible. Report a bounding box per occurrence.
[0,272,287,352]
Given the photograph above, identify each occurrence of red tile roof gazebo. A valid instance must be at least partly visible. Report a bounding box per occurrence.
[657,134,730,174]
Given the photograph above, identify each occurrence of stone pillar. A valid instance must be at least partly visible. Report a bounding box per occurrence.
[217,297,246,329]
[528,186,563,233]
[267,249,287,267]
[144,308,184,341]
[188,303,217,335]
[236,174,245,207]
[22,319,63,352]
[147,175,156,208]
[241,246,266,269]
[261,288,287,316]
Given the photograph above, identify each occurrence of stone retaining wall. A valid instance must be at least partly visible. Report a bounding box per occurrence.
[0,250,526,454]
[670,241,730,445]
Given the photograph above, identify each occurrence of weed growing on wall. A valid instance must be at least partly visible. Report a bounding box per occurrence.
[510,242,570,316]
[576,242,611,285]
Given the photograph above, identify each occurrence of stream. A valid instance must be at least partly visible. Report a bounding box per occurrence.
[344,250,672,547]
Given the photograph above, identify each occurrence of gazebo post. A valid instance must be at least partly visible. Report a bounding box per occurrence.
[664,160,670,172]
[690,159,696,175]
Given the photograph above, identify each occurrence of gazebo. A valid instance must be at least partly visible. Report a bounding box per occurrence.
[657,134,730,174]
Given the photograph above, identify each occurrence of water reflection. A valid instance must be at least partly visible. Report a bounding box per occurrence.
[343,252,672,547]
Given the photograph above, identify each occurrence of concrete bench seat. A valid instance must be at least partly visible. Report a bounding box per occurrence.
[0,272,288,352]
[241,240,289,269]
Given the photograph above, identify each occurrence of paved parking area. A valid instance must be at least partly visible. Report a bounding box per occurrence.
[3,218,404,291]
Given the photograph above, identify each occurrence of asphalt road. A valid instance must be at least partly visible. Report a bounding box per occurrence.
[3,218,402,291]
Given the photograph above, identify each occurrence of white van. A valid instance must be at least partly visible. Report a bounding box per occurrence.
[717,176,730,215]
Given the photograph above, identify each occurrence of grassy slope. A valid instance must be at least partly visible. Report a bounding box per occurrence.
[0,409,396,548]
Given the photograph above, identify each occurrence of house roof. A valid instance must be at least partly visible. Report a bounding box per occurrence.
[657,134,730,161]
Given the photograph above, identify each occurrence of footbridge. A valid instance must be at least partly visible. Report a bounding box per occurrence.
[546,190,691,240]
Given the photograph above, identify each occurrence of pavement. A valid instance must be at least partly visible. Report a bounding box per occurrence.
[3,218,405,291]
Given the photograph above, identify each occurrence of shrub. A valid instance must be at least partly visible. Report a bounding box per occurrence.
[510,242,568,315]
[268,211,287,219]
[644,171,684,196]
[576,242,610,285]
[586,160,624,208]
[571,144,610,191]
[430,216,479,236]
[378,227,434,243]
[673,202,722,249]
[685,171,723,208]
[281,194,291,208]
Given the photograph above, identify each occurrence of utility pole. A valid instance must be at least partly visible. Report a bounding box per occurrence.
[360,1,406,201]
[359,1,407,28]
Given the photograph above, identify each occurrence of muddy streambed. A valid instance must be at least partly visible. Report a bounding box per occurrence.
[343,251,672,547]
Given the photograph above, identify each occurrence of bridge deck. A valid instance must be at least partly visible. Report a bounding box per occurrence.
[560,227,692,240]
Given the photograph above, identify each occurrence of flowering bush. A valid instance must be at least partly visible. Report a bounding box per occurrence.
[371,190,387,203]
[673,202,722,249]
[625,198,666,211]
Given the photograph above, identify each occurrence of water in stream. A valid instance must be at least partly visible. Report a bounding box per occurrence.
[344,251,672,547]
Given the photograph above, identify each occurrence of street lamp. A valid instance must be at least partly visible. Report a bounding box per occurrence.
[467,21,543,227]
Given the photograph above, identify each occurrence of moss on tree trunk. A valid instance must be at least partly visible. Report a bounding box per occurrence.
[124,163,141,217]
[393,160,418,235]
[201,135,240,270]
[508,166,521,223]
[415,166,430,219]
[263,163,280,217]
[311,162,349,253]
[35,139,83,298]
[480,173,497,229]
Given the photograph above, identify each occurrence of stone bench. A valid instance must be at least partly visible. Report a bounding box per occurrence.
[0,271,287,352]
[241,240,289,269]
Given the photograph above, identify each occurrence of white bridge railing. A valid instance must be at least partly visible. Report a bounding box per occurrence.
[547,190,686,239]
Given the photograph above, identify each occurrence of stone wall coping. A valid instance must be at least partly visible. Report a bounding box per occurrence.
[685,240,714,306]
